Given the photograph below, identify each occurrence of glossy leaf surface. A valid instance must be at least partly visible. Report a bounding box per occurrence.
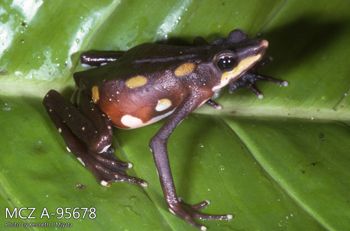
[0,1,349,230]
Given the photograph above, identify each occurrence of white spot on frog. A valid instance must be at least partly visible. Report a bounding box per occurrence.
[121,115,143,128]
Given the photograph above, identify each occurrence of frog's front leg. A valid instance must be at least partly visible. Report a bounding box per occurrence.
[80,50,125,66]
[228,72,288,98]
[150,95,232,230]
[43,90,146,187]
[191,38,223,111]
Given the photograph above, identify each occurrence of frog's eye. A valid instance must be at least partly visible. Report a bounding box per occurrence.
[217,56,237,71]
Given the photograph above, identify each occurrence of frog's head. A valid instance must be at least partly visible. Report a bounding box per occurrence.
[211,38,268,91]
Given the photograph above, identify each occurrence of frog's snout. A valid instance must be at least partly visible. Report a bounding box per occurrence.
[256,39,269,56]
[260,40,269,49]
[235,39,269,60]
[251,39,269,55]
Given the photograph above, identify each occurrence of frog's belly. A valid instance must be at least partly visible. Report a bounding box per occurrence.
[97,88,181,129]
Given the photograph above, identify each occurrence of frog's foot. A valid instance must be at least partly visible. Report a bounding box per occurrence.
[83,149,148,188]
[228,72,288,98]
[168,198,233,230]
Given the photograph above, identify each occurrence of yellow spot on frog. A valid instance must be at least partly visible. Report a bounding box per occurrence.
[125,75,148,89]
[91,86,100,103]
[155,98,172,111]
[174,63,196,77]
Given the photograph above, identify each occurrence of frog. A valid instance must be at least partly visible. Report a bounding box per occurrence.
[43,29,287,230]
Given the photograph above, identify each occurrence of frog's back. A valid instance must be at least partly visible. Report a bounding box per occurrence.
[74,43,210,88]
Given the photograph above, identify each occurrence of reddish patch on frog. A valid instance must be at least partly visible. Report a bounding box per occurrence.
[97,79,185,129]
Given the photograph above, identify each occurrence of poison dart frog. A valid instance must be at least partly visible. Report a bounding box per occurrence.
[43,29,287,230]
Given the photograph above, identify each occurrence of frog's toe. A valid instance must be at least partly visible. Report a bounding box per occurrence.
[253,73,288,87]
[247,84,264,99]
[195,212,234,222]
[114,174,148,187]
[205,99,222,110]
[190,200,211,210]
[228,72,287,96]
[94,153,130,170]
[80,151,147,188]
[93,162,147,188]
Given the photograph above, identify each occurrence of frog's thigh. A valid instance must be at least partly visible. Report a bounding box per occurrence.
[78,90,114,152]
[43,90,94,161]
[43,90,112,154]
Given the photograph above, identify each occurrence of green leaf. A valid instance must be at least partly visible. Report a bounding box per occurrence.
[1,0,349,230]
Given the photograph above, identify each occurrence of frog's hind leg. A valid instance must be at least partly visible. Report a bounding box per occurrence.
[228,72,288,98]
[43,90,146,187]
[80,50,125,67]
